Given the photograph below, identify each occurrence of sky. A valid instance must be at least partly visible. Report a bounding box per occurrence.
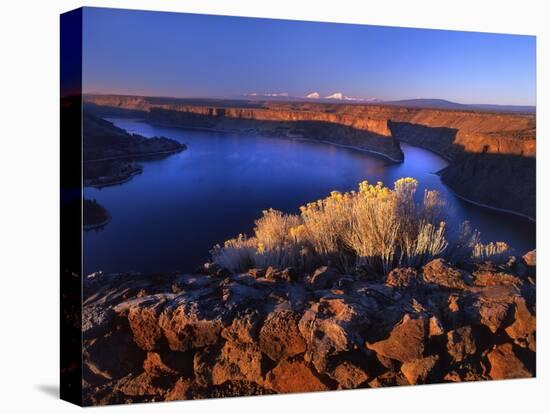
[82,7,536,105]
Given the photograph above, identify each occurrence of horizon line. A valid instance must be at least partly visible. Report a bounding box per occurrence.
[82,90,536,108]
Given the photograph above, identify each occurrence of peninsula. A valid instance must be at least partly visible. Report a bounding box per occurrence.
[83,112,186,228]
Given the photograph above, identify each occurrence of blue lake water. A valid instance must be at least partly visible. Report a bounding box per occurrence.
[83,118,536,275]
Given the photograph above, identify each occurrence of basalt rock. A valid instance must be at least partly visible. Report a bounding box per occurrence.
[367,314,427,363]
[309,266,341,289]
[82,257,535,404]
[165,378,192,401]
[83,322,145,384]
[486,343,532,380]
[265,358,330,393]
[158,292,224,352]
[505,297,536,351]
[126,297,167,351]
[195,341,264,386]
[329,359,371,389]
[423,259,470,290]
[221,309,262,345]
[386,267,419,288]
[401,355,440,385]
[299,296,371,372]
[465,289,515,334]
[142,351,193,378]
[429,315,445,337]
[446,326,477,363]
[265,267,298,282]
[368,371,409,388]
[118,372,168,398]
[523,250,536,267]
[471,263,523,288]
[259,310,307,361]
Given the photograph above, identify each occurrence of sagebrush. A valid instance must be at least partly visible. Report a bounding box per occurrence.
[211,178,510,274]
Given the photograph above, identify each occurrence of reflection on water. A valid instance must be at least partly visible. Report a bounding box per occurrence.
[83,118,535,275]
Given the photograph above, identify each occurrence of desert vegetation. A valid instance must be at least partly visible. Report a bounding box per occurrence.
[211,178,511,274]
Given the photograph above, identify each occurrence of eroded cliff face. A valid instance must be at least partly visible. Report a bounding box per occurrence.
[387,120,536,219]
[439,154,536,219]
[82,254,536,405]
[84,94,535,157]
[84,95,536,218]
[84,96,406,162]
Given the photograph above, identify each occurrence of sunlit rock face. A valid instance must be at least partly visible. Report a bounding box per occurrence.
[82,251,536,405]
[84,94,535,157]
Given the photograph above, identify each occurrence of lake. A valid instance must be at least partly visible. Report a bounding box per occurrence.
[83,118,536,275]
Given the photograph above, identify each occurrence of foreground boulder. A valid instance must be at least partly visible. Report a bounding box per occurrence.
[486,343,532,380]
[386,267,418,288]
[299,297,371,372]
[505,297,536,351]
[446,326,476,363]
[82,257,535,404]
[329,358,371,389]
[401,355,439,385]
[523,250,536,267]
[259,310,306,361]
[422,259,469,289]
[194,341,264,386]
[265,358,330,393]
[367,314,427,363]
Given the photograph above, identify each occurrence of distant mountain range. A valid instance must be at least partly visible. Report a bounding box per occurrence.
[380,98,535,113]
[248,91,376,102]
[245,92,535,113]
[306,91,381,102]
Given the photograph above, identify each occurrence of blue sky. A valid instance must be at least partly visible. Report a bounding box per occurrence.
[82,7,536,105]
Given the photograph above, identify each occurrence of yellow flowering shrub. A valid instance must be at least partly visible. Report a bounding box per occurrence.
[211,178,506,274]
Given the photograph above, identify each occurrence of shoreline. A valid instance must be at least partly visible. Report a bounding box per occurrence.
[84,146,184,164]
[84,168,143,189]
[144,119,405,163]
[442,184,535,222]
[290,137,404,163]
[111,116,534,223]
[84,214,111,231]
[398,139,535,222]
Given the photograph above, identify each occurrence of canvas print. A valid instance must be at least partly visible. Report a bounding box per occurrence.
[60,7,536,406]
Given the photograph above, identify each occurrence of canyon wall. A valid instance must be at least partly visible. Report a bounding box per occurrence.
[85,95,392,136]
[84,94,535,159]
[85,95,403,161]
[388,120,536,219]
[84,94,536,218]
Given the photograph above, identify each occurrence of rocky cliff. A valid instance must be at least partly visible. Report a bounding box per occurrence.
[84,94,535,157]
[82,253,536,405]
[388,121,536,219]
[84,95,536,218]
[83,113,185,188]
[84,96,404,162]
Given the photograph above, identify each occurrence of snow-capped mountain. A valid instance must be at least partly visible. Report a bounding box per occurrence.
[305,91,321,99]
[247,92,289,98]
[321,92,367,101]
[325,92,344,100]
[242,92,533,112]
